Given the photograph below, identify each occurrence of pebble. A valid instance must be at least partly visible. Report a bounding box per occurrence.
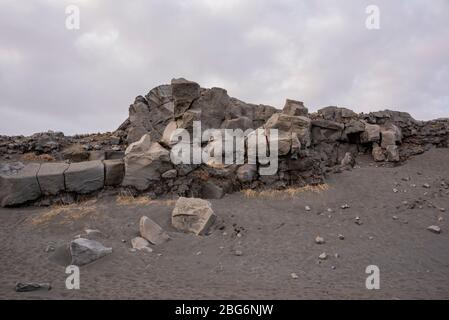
[427,226,441,234]
[291,273,299,279]
[392,215,399,220]
[305,206,311,211]
[234,250,243,256]
[423,183,431,189]
[393,188,399,193]
[318,252,328,260]
[338,234,345,240]
[315,236,325,244]
[341,204,350,209]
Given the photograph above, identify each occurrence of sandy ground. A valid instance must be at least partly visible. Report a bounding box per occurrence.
[0,148,448,300]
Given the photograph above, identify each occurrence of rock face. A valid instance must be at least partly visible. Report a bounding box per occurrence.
[0,163,41,207]
[2,78,449,206]
[65,161,105,194]
[139,216,170,245]
[172,197,216,235]
[70,238,112,266]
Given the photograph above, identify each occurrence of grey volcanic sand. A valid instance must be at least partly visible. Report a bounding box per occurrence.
[0,148,448,299]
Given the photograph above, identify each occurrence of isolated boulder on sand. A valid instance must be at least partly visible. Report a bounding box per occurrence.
[172,197,216,235]
[139,216,170,245]
[70,238,112,266]
[0,163,41,207]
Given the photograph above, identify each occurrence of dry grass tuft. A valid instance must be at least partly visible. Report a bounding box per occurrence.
[242,184,329,199]
[116,194,176,207]
[28,199,99,226]
[22,153,55,162]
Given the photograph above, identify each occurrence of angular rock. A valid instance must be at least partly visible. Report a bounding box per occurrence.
[201,181,225,199]
[37,162,69,196]
[139,216,170,245]
[172,78,200,118]
[283,99,308,117]
[122,142,172,191]
[15,282,51,292]
[341,152,355,167]
[372,144,386,162]
[125,134,152,156]
[0,163,41,207]
[70,238,112,266]
[427,225,441,234]
[237,164,257,183]
[361,123,381,144]
[61,144,90,162]
[104,159,125,186]
[131,236,151,250]
[65,161,105,194]
[172,197,216,235]
[161,121,178,146]
[161,169,177,179]
[386,145,400,162]
[265,113,311,149]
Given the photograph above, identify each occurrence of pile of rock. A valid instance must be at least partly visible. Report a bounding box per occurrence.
[1,78,449,207]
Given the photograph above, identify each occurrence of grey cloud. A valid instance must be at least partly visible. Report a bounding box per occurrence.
[0,0,448,135]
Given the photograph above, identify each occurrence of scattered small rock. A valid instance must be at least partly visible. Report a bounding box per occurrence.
[131,237,150,251]
[341,204,350,209]
[338,234,345,240]
[291,273,298,279]
[423,183,431,189]
[315,236,325,244]
[318,252,328,260]
[427,225,441,234]
[15,282,51,292]
[305,205,311,211]
[234,250,243,256]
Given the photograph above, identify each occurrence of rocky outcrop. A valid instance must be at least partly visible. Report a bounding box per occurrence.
[1,79,449,207]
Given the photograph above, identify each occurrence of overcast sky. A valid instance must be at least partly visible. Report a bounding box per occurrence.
[1,0,448,135]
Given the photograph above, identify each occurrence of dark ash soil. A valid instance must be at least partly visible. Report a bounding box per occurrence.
[0,148,448,300]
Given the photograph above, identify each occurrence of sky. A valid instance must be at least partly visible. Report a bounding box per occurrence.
[0,0,448,135]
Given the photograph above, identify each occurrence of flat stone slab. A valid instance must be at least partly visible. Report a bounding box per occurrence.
[0,163,41,207]
[37,162,69,196]
[139,216,170,245]
[65,161,104,194]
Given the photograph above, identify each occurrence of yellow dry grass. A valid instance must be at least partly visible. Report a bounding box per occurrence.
[115,194,176,207]
[241,184,329,199]
[28,199,99,226]
[22,153,55,162]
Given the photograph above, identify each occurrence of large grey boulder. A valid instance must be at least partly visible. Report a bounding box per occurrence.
[361,123,381,144]
[283,99,308,117]
[237,164,258,183]
[37,163,69,195]
[0,163,41,207]
[122,142,172,191]
[70,238,112,266]
[125,133,152,155]
[172,78,200,118]
[265,113,311,151]
[139,216,170,245]
[172,197,216,235]
[65,161,105,194]
[104,159,124,186]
